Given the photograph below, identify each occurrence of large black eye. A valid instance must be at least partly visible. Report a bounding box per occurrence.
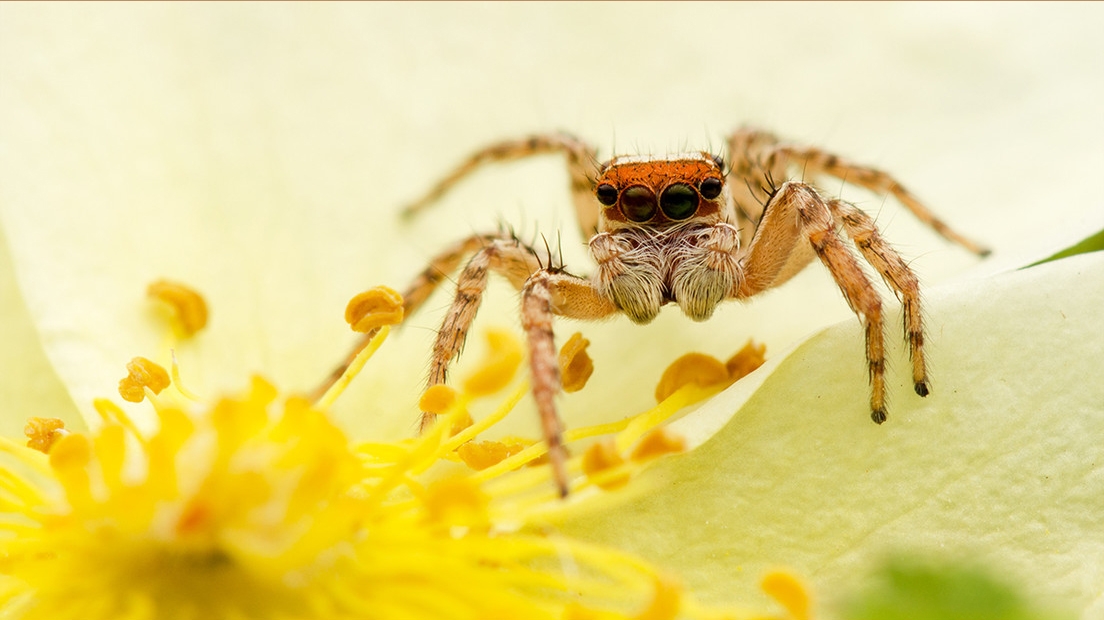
[659,183,699,220]
[699,177,723,200]
[620,185,657,222]
[596,183,619,206]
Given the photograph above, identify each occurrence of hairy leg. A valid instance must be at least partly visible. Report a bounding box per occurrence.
[726,127,990,256]
[522,269,618,496]
[738,181,890,423]
[829,199,929,396]
[400,132,603,237]
[422,237,544,430]
[308,232,537,403]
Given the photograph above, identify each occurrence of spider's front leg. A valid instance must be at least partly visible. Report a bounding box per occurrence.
[422,235,544,430]
[521,269,618,496]
[737,181,928,423]
[310,232,505,403]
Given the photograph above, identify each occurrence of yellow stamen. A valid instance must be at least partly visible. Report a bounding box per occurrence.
[0,276,799,619]
[582,439,629,491]
[760,570,811,620]
[726,340,767,381]
[345,285,404,333]
[316,325,391,410]
[423,475,490,529]
[92,397,148,446]
[169,349,201,401]
[456,437,532,470]
[419,384,460,415]
[654,353,729,403]
[462,328,523,397]
[23,417,68,454]
[441,381,528,454]
[117,356,171,403]
[559,331,594,393]
[147,279,209,337]
[47,432,95,512]
[629,428,686,463]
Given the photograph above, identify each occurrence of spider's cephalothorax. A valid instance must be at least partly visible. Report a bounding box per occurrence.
[589,152,740,324]
[316,128,990,496]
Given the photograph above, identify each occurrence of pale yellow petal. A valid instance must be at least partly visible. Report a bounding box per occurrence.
[0,231,84,437]
[557,252,1104,617]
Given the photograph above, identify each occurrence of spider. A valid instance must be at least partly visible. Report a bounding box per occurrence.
[317,127,989,496]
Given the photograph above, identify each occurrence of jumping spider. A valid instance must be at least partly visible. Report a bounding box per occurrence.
[320,127,989,496]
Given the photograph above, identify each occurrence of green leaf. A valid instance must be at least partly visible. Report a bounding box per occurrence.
[1025,228,1104,268]
[842,555,1074,620]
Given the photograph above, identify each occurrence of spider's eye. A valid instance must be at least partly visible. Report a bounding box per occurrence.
[659,183,699,220]
[596,183,619,206]
[620,185,657,222]
[711,154,726,171]
[699,177,724,200]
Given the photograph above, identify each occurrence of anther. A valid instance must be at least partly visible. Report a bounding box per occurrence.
[725,340,766,381]
[419,385,459,415]
[558,332,594,393]
[24,417,69,454]
[462,329,523,397]
[629,428,686,462]
[118,357,171,403]
[147,279,209,337]
[654,352,729,403]
[345,286,404,333]
[581,439,629,490]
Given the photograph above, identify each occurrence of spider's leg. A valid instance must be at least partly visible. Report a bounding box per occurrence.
[725,127,789,246]
[422,236,544,430]
[747,131,990,256]
[522,269,618,497]
[829,199,929,396]
[401,133,602,237]
[737,181,889,423]
[308,232,525,403]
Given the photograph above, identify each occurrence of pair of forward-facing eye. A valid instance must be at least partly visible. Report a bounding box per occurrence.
[596,177,724,222]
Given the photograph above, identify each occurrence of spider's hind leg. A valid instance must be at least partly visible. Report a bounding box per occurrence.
[401,132,603,238]
[726,126,990,256]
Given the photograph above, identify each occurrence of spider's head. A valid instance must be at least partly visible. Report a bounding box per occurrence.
[593,152,730,233]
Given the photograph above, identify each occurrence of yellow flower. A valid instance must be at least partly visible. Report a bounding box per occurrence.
[0,286,805,619]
